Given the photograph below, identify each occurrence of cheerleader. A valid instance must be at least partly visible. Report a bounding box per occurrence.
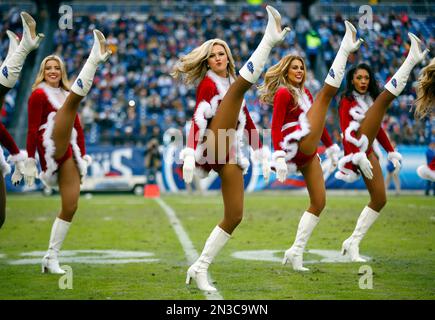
[259,20,362,271]
[0,12,43,228]
[23,30,111,274]
[415,58,435,182]
[336,63,403,261]
[335,33,428,262]
[172,6,289,291]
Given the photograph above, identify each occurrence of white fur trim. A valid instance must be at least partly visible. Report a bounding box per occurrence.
[349,106,366,122]
[39,112,87,187]
[417,165,435,182]
[41,112,58,187]
[179,148,195,161]
[387,151,402,162]
[7,150,27,163]
[280,113,311,156]
[335,154,359,183]
[344,121,369,152]
[325,144,340,157]
[272,150,286,162]
[190,72,250,177]
[37,82,69,110]
[251,146,271,162]
[335,170,359,183]
[0,146,11,177]
[352,152,368,166]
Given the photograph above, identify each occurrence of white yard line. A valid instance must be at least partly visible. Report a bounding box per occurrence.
[154,198,223,300]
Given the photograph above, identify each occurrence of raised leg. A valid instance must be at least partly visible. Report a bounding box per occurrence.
[206,6,289,161]
[299,21,363,155]
[358,33,428,149]
[52,30,111,159]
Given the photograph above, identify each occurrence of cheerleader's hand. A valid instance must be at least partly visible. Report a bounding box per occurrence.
[275,157,288,183]
[388,152,402,173]
[80,155,93,177]
[358,156,373,180]
[23,158,38,187]
[325,144,341,172]
[11,160,25,186]
[262,158,271,183]
[183,154,195,184]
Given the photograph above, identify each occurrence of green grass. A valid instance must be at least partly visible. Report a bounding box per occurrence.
[0,193,434,300]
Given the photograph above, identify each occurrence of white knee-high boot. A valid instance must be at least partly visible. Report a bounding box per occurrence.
[70,30,111,97]
[0,12,44,88]
[239,5,290,84]
[283,211,319,271]
[385,33,429,97]
[342,206,379,262]
[186,225,231,292]
[325,21,363,88]
[41,217,71,274]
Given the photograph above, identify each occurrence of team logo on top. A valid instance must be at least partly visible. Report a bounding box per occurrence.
[328,68,335,79]
[391,78,397,88]
[77,78,83,89]
[2,66,8,79]
[247,61,254,74]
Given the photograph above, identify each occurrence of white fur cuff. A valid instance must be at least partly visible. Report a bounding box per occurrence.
[352,152,368,165]
[387,152,402,162]
[325,144,340,157]
[179,148,195,161]
[272,150,286,162]
[335,170,359,183]
[7,150,28,163]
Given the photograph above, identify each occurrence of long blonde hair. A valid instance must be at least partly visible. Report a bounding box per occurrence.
[171,38,236,85]
[415,58,435,119]
[259,55,307,106]
[32,55,70,91]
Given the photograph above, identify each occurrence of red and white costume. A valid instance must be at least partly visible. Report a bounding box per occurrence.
[26,82,89,187]
[271,86,338,173]
[336,91,401,183]
[179,70,266,177]
[0,123,27,176]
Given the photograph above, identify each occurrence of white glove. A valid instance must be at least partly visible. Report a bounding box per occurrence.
[22,158,38,187]
[253,147,271,183]
[353,153,373,180]
[11,160,25,186]
[262,158,271,183]
[325,144,340,173]
[275,157,288,183]
[183,155,195,184]
[388,152,402,173]
[80,155,93,177]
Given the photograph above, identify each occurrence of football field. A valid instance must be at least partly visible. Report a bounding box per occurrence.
[0,193,434,300]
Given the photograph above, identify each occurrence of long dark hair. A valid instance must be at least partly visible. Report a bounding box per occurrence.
[343,63,380,100]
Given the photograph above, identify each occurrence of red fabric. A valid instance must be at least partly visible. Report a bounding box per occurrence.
[187,75,261,173]
[0,122,20,155]
[339,95,395,173]
[271,87,333,168]
[26,88,85,170]
[429,158,435,170]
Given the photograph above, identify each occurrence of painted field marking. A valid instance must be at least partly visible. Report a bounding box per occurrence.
[7,250,159,265]
[232,249,371,264]
[154,198,223,300]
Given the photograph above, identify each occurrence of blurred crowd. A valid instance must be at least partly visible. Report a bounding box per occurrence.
[1,6,434,148]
